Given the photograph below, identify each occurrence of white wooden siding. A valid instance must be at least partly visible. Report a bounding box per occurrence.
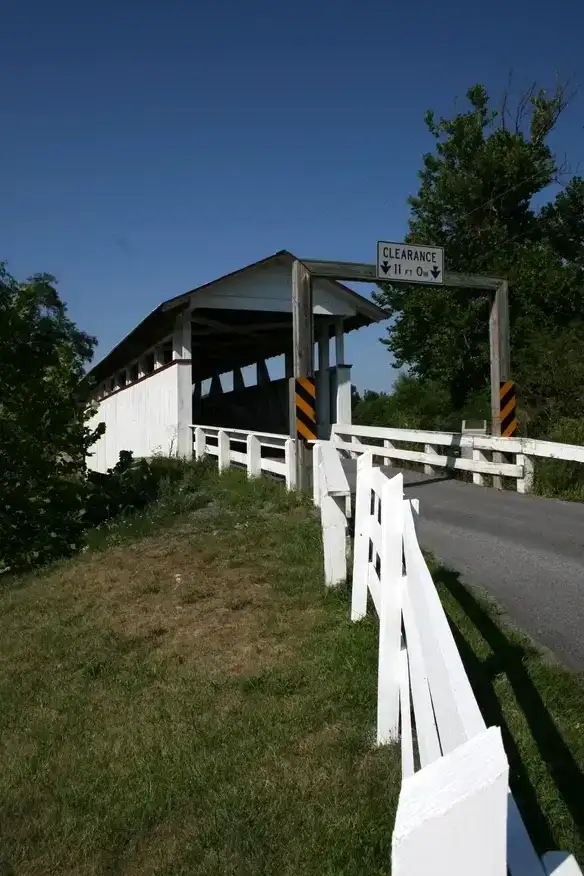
[191,261,357,316]
[87,364,182,472]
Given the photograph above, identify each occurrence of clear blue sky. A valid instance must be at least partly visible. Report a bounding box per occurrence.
[2,0,584,392]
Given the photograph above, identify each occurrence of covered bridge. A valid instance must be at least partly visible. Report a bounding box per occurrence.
[86,250,388,472]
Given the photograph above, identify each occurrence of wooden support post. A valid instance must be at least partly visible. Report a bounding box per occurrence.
[173,312,191,360]
[154,346,165,369]
[192,380,202,422]
[173,312,193,459]
[497,280,511,383]
[256,359,270,385]
[233,367,245,392]
[335,365,353,425]
[490,281,510,490]
[334,318,345,365]
[317,323,331,438]
[489,292,502,440]
[291,259,314,492]
[209,374,222,396]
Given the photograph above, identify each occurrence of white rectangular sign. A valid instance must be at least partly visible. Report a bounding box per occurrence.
[376,241,444,284]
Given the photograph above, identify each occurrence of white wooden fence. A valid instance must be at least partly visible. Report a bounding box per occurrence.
[190,425,297,489]
[315,444,581,876]
[312,441,352,587]
[331,423,584,494]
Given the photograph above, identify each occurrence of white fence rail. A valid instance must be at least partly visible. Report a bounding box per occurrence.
[316,445,581,876]
[331,423,584,494]
[190,425,296,489]
[312,441,352,587]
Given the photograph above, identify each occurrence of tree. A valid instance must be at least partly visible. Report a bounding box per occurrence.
[0,264,104,572]
[353,374,453,430]
[374,82,584,418]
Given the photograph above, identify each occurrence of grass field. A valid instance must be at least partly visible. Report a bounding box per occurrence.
[1,461,583,874]
[0,465,399,876]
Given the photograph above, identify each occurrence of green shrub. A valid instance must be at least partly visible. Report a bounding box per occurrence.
[0,264,103,573]
[84,452,198,528]
[535,418,584,500]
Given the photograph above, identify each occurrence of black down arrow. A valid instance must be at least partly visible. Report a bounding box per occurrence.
[380,261,390,274]
[431,266,441,279]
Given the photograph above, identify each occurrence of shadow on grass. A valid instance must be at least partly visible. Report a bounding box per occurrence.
[433,564,584,858]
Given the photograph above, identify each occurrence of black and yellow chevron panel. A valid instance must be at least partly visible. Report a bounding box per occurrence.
[295,376,317,442]
[499,380,518,437]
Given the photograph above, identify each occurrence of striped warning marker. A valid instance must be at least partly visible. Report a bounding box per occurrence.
[499,380,518,437]
[295,376,317,441]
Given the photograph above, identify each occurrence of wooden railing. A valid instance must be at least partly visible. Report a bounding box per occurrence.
[310,442,582,874]
[190,425,296,489]
[331,423,584,493]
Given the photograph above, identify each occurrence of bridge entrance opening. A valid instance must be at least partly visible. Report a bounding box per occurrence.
[290,256,510,489]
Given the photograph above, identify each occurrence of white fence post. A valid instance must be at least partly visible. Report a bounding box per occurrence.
[217,430,230,472]
[312,442,323,506]
[351,451,374,621]
[392,726,509,876]
[351,434,364,459]
[377,472,404,745]
[321,494,347,587]
[284,438,297,490]
[194,427,206,460]
[516,452,534,494]
[247,434,261,478]
[424,444,437,476]
[472,448,487,486]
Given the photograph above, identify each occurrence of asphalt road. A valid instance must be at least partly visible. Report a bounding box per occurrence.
[342,462,584,671]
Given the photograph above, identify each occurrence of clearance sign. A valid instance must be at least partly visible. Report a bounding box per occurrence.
[376,241,444,285]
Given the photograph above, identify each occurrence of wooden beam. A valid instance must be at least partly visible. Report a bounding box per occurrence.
[191,315,291,336]
[301,259,503,291]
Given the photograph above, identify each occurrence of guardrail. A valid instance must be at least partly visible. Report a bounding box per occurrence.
[347,451,581,876]
[331,423,584,493]
[190,425,296,489]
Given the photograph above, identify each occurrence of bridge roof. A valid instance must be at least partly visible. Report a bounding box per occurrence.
[87,250,389,385]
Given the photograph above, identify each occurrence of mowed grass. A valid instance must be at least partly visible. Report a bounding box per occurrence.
[0,465,400,876]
